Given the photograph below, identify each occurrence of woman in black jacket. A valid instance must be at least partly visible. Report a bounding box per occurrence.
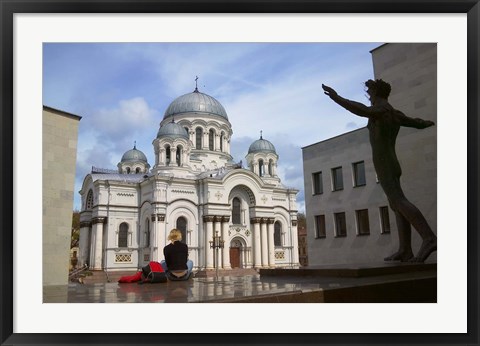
[160,228,194,280]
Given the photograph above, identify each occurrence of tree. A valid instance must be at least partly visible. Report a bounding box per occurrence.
[71,210,80,248]
[297,212,306,229]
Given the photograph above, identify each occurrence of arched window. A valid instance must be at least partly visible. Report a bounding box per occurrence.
[126,167,131,174]
[209,129,215,151]
[118,222,129,248]
[176,145,182,166]
[184,127,189,135]
[145,218,150,247]
[195,127,202,149]
[86,189,94,210]
[268,159,273,176]
[259,159,264,177]
[176,217,187,243]
[274,221,282,247]
[135,167,141,174]
[220,132,224,152]
[232,197,241,224]
[165,145,171,165]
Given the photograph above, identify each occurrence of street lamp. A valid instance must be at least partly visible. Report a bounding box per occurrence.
[209,231,224,280]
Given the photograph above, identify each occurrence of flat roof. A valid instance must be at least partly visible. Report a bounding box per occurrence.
[43,105,82,120]
[301,126,367,150]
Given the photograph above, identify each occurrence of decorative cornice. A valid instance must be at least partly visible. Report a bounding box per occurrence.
[292,220,298,226]
[203,215,215,222]
[157,214,166,222]
[80,221,92,228]
[266,218,275,224]
[92,217,106,225]
[151,215,156,222]
[221,216,230,223]
[250,217,262,224]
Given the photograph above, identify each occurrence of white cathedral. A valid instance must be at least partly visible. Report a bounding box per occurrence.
[78,85,299,272]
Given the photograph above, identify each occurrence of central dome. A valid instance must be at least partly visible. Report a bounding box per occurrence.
[163,90,228,120]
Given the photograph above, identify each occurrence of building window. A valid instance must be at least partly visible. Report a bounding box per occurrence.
[135,167,141,173]
[165,145,171,165]
[184,127,189,135]
[334,212,347,237]
[353,161,366,187]
[232,197,241,224]
[176,217,187,243]
[176,145,182,166]
[332,167,344,191]
[145,218,150,247]
[126,167,131,174]
[220,132,224,152]
[195,127,202,149]
[274,221,282,246]
[356,209,370,235]
[312,171,323,195]
[86,189,94,210]
[259,159,264,177]
[314,215,326,238]
[118,222,129,248]
[380,206,391,234]
[209,129,215,151]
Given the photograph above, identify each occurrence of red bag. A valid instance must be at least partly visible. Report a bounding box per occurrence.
[118,271,142,283]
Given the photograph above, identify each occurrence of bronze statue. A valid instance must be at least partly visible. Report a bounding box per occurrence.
[322,79,436,262]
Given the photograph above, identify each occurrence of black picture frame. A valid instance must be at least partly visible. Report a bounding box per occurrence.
[1,1,479,345]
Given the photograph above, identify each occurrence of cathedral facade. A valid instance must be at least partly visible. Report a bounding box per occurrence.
[78,86,299,272]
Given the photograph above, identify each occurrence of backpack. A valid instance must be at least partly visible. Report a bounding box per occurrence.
[140,261,167,283]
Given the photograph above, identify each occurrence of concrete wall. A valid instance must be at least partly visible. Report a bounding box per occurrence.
[43,106,81,286]
[303,43,437,265]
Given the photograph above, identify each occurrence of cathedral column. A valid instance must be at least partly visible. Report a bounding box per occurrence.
[151,214,158,261]
[260,219,268,267]
[189,130,195,144]
[157,214,166,258]
[221,216,230,269]
[215,134,221,151]
[159,148,165,165]
[78,221,91,267]
[253,162,258,175]
[92,217,106,270]
[203,131,209,150]
[291,219,300,265]
[267,218,275,267]
[251,218,262,268]
[171,147,177,166]
[213,216,222,269]
[204,216,214,269]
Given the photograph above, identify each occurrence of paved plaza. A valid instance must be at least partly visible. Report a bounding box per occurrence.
[44,262,436,303]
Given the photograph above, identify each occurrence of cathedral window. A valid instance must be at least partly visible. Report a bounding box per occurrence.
[274,221,282,246]
[232,197,241,224]
[176,145,182,166]
[166,145,171,165]
[135,167,141,174]
[209,129,215,151]
[145,218,150,247]
[195,127,202,149]
[220,132,224,152]
[176,217,187,243]
[259,159,264,177]
[126,167,131,174]
[268,159,273,176]
[118,222,129,248]
[86,189,94,210]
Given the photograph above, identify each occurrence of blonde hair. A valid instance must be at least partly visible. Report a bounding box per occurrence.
[168,228,182,242]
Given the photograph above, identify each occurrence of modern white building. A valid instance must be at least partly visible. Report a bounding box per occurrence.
[303,43,437,265]
[78,86,299,272]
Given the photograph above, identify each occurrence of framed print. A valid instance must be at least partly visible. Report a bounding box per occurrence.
[1,0,479,345]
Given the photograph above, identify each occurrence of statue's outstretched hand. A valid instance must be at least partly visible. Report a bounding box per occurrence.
[322,84,337,97]
[425,120,435,127]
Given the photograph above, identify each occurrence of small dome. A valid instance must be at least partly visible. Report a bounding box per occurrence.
[157,120,189,139]
[121,145,148,163]
[163,89,228,120]
[248,136,277,154]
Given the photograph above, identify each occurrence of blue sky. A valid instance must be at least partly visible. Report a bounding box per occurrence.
[43,42,381,212]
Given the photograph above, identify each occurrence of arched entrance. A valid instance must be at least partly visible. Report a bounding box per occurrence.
[229,237,245,268]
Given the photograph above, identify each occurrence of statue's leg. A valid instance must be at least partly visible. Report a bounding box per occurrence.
[384,210,413,262]
[389,190,437,263]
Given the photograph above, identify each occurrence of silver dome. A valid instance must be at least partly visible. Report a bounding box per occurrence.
[121,145,148,163]
[163,90,228,120]
[157,120,189,139]
[248,136,277,154]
